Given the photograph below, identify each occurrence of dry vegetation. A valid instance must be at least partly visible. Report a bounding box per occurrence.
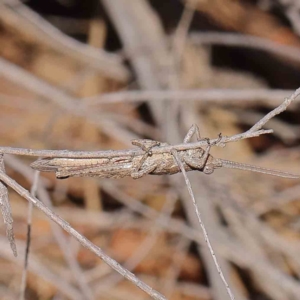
[0,0,300,300]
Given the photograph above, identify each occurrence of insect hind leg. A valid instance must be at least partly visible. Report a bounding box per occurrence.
[183,141,212,170]
[183,134,223,174]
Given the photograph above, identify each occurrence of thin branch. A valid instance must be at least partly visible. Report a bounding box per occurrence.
[172,0,197,65]
[0,171,166,300]
[94,191,178,295]
[19,170,39,300]
[0,237,82,300]
[248,87,300,132]
[1,0,129,81]
[1,87,295,160]
[163,238,191,298]
[0,154,17,257]
[102,181,300,298]
[83,88,296,106]
[0,129,272,159]
[190,32,300,64]
[171,149,235,300]
[0,57,137,145]
[6,155,109,299]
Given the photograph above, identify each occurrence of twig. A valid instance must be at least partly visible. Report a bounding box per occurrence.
[248,87,300,132]
[0,129,272,159]
[0,154,17,257]
[190,32,300,64]
[233,109,299,142]
[94,191,178,295]
[6,155,102,299]
[171,150,235,300]
[0,57,137,145]
[102,181,300,298]
[172,0,197,66]
[101,180,203,241]
[83,88,296,106]
[1,0,129,81]
[102,0,176,128]
[162,238,191,298]
[15,87,288,161]
[284,1,300,36]
[166,0,197,139]
[19,170,39,300]
[213,192,291,300]
[0,171,166,300]
[0,237,82,300]
[177,282,211,299]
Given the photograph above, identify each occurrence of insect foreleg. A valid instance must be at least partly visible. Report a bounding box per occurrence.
[184,124,202,143]
[131,139,161,172]
[131,162,158,179]
[131,139,161,155]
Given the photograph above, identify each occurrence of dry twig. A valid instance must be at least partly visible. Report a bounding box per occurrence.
[0,154,17,257]
[83,88,296,106]
[19,170,39,300]
[0,171,166,300]
[190,32,300,64]
[1,0,129,81]
[172,149,235,300]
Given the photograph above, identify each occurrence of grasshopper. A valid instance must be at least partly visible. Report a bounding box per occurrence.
[30,125,298,180]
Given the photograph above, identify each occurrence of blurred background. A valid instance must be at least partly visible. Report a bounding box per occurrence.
[0,0,300,299]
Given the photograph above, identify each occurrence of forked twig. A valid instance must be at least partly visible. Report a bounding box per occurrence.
[248,87,300,132]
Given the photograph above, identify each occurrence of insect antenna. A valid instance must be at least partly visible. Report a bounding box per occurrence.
[220,159,299,179]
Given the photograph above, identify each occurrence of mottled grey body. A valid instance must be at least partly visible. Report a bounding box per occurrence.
[30,125,299,180]
[30,148,222,179]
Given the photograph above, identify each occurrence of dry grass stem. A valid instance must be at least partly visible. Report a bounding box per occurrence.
[19,170,39,300]
[190,32,300,63]
[0,171,166,300]
[84,88,296,106]
[171,149,235,300]
[0,154,17,257]
[1,0,129,81]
